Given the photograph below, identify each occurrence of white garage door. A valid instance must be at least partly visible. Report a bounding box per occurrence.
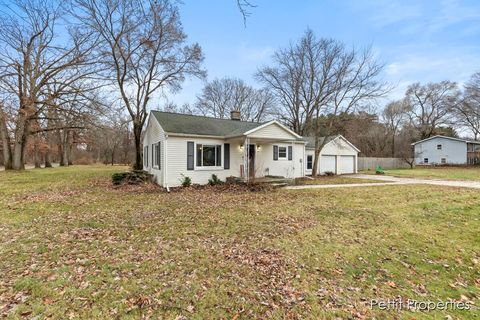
[320,155,336,174]
[339,156,355,174]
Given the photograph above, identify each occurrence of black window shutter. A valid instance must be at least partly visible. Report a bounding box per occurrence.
[273,145,278,161]
[224,144,230,169]
[152,144,155,166]
[216,145,221,166]
[288,146,292,160]
[187,141,194,170]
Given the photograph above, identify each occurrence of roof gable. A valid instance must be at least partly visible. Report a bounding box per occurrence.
[304,135,360,152]
[241,121,303,140]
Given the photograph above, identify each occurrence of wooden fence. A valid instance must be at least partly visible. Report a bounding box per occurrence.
[358,157,410,171]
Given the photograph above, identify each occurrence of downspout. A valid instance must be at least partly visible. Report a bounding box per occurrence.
[164,134,170,192]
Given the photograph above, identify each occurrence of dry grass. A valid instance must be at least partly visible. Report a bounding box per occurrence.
[0,165,479,319]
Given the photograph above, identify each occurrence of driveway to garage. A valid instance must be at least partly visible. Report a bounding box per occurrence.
[285,174,480,190]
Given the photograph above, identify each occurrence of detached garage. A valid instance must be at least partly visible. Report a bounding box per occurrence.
[304,135,360,175]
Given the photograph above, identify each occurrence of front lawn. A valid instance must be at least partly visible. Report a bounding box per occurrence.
[376,167,480,181]
[1,166,479,319]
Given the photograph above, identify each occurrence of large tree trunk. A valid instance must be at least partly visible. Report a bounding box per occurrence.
[58,129,65,166]
[33,135,41,168]
[0,111,12,170]
[68,136,73,165]
[133,122,143,170]
[61,130,71,167]
[311,145,321,177]
[44,146,52,167]
[12,113,29,170]
[44,115,53,168]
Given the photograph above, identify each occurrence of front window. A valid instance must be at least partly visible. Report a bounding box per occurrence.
[437,144,442,150]
[307,155,313,170]
[278,147,287,159]
[441,158,446,164]
[196,144,221,167]
[423,158,429,164]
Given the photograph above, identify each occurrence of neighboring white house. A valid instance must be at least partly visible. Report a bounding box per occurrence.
[412,135,480,165]
[143,110,360,187]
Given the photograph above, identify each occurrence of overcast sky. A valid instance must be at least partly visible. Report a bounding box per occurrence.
[164,0,480,109]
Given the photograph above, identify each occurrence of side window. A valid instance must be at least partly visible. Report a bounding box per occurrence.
[437,144,442,150]
[423,158,429,164]
[307,155,313,170]
[441,158,446,164]
[278,147,287,159]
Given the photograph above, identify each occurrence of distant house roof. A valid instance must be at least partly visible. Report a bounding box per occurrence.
[411,135,480,145]
[151,111,263,136]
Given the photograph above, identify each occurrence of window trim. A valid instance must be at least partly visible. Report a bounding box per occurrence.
[144,146,149,167]
[196,143,222,168]
[152,142,161,169]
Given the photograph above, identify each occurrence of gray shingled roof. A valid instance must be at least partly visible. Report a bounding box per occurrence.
[303,135,339,149]
[151,111,263,136]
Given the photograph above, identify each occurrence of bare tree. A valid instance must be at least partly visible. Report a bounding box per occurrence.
[195,78,274,122]
[236,0,256,26]
[257,29,389,176]
[382,100,408,157]
[0,0,96,170]
[404,81,460,140]
[73,0,205,170]
[455,73,480,139]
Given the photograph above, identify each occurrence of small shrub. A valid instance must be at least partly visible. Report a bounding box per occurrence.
[226,176,242,184]
[112,170,151,185]
[180,175,192,187]
[208,174,222,185]
[324,171,335,176]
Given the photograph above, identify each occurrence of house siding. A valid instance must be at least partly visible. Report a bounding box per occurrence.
[247,123,297,140]
[255,142,305,178]
[414,137,467,165]
[166,136,240,186]
[143,115,166,186]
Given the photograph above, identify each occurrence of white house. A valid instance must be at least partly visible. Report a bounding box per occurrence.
[412,135,480,165]
[143,110,359,187]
